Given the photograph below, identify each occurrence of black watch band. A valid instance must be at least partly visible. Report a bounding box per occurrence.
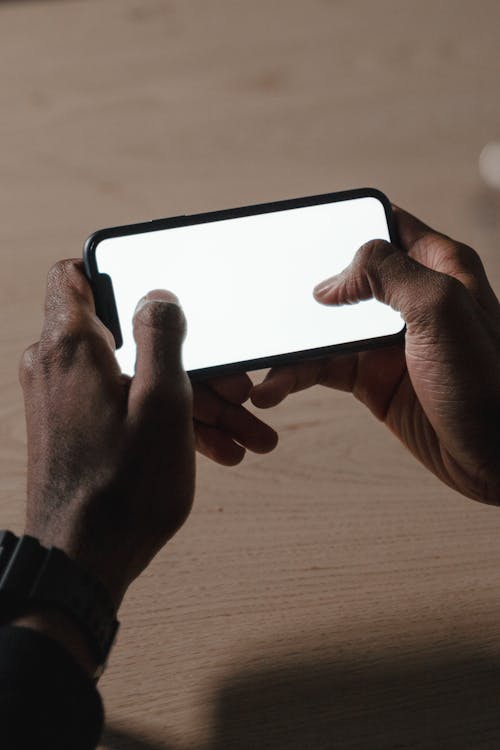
[0,530,119,675]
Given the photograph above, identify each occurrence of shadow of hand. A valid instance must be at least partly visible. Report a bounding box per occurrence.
[101,634,500,749]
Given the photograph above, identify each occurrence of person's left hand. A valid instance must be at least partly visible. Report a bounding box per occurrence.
[19,260,277,609]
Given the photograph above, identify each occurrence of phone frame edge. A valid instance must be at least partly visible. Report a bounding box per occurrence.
[83,187,405,380]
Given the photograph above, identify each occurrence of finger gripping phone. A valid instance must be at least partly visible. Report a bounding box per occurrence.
[84,188,404,380]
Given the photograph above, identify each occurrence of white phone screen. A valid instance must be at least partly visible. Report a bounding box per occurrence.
[94,195,403,375]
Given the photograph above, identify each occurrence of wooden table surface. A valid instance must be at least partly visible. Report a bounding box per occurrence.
[2,1,500,747]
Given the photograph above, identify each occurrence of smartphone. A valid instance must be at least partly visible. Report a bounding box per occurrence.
[84,188,404,380]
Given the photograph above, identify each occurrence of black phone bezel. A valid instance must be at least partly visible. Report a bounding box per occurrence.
[83,187,405,381]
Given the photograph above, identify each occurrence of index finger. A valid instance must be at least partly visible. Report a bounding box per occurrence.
[45,259,95,315]
[392,206,499,312]
[42,259,115,350]
[392,205,438,254]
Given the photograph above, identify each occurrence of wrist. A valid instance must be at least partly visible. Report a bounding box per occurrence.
[59,555,128,612]
[0,531,120,678]
[23,525,129,611]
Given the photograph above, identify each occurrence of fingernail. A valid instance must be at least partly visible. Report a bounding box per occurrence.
[313,274,339,297]
[134,297,147,315]
[134,290,179,315]
[145,289,179,304]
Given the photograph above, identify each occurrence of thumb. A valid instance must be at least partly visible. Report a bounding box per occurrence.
[313,239,461,327]
[129,289,190,416]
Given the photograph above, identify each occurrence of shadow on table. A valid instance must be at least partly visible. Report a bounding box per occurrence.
[102,641,500,749]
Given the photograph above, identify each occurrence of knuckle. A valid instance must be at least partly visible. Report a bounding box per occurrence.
[405,273,465,328]
[427,273,465,318]
[18,343,39,386]
[353,239,396,301]
[46,259,88,306]
[448,242,484,275]
[436,272,464,301]
[46,260,67,288]
[355,239,388,268]
[46,260,73,296]
[47,259,82,286]
[39,315,102,369]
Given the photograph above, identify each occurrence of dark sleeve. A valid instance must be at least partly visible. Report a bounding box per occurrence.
[0,625,103,749]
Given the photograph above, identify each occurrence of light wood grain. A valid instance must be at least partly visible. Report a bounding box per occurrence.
[1,1,500,747]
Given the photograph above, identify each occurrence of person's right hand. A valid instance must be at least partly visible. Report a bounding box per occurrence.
[251,208,500,505]
[192,373,277,466]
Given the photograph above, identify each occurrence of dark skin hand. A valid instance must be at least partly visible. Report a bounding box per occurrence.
[19,261,195,608]
[14,261,198,675]
[251,207,500,505]
[194,373,277,466]
[18,260,277,598]
[11,210,500,677]
[13,260,275,676]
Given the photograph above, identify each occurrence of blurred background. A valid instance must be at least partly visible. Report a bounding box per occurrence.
[1,1,500,748]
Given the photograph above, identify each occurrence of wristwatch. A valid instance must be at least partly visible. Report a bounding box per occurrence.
[0,530,119,677]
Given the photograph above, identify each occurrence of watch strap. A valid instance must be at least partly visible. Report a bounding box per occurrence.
[0,531,119,671]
